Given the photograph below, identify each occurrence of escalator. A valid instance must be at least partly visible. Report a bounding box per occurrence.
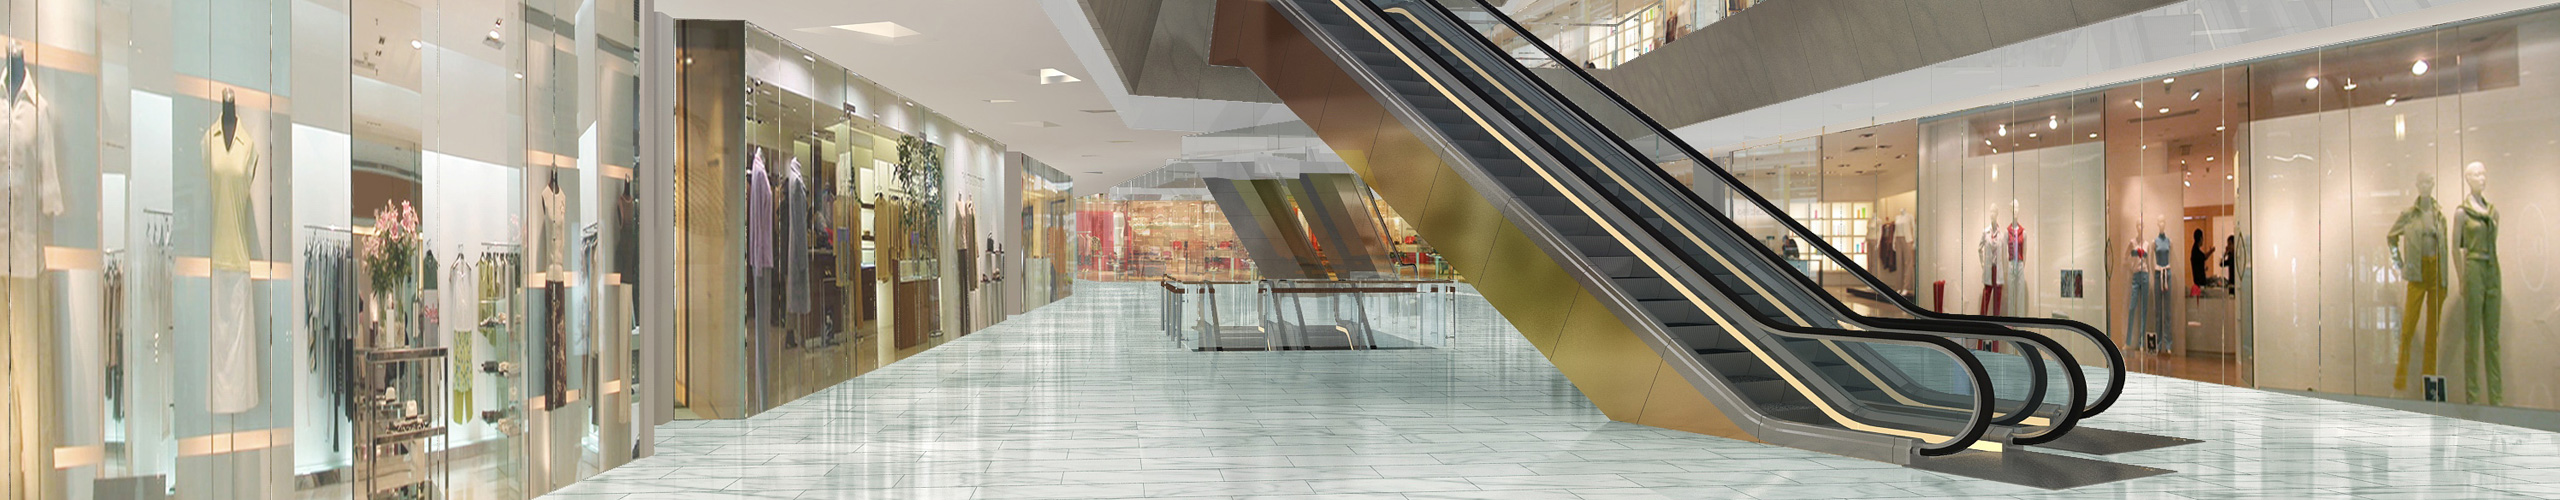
[1213,0,2187,483]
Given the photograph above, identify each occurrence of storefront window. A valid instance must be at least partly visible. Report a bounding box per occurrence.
[1717,4,2560,416]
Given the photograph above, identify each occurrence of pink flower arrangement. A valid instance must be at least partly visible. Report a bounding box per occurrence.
[365,200,423,295]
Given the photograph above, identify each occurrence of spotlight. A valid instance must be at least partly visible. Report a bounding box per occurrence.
[2413,60,2429,76]
[2305,77,2320,90]
[2049,116,2059,129]
[1998,124,2007,136]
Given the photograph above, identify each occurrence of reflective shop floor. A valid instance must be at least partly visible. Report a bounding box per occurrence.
[542,282,2560,500]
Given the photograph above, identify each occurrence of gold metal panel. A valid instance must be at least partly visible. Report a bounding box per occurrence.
[1473,228,1578,356]
[1417,165,1503,279]
[1637,360,1758,441]
[1359,126,1438,205]
[1551,293,1664,421]
[1212,0,1735,435]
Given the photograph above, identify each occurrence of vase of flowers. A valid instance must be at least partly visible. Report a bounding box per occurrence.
[363,200,423,346]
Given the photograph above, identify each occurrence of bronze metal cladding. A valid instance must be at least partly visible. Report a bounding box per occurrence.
[1209,0,1751,440]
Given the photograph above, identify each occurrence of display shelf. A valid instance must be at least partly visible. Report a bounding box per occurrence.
[1796,201,1873,275]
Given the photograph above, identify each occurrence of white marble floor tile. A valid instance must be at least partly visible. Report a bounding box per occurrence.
[532,282,2560,500]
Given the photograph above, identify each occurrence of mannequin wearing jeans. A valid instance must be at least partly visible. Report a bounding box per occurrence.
[2387,172,2447,391]
[2126,223,2151,349]
[2457,162,2501,404]
[2151,221,2174,352]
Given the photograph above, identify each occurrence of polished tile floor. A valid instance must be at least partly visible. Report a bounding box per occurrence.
[543,282,2560,499]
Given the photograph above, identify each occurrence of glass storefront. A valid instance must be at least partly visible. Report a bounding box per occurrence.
[0,0,643,497]
[671,20,1031,419]
[1713,4,2560,414]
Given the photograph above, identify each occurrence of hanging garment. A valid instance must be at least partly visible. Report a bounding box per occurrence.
[746,153,775,269]
[617,182,640,284]
[105,259,125,419]
[1978,228,2003,286]
[2456,200,2500,404]
[4,85,65,279]
[544,279,566,410]
[785,160,812,314]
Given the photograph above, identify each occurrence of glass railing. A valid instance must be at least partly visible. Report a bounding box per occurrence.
[1338,0,2087,443]
[1159,278,1458,351]
[1401,0,2121,428]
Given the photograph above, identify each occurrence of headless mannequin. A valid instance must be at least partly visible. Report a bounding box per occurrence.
[2457,161,2502,404]
[2006,201,2026,317]
[1977,210,2004,317]
[2150,215,2174,352]
[2127,220,2152,349]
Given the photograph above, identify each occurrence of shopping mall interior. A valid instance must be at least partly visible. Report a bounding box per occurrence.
[7,0,2560,498]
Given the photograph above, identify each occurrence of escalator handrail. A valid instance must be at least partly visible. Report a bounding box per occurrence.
[1376,0,2083,443]
[1313,0,1997,455]
[1419,0,2126,419]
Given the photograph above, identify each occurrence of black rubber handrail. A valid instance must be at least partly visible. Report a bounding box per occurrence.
[1420,0,2125,422]
[1307,0,1998,455]
[1371,0,2081,442]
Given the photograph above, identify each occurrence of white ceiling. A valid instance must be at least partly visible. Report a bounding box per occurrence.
[657,0,1200,194]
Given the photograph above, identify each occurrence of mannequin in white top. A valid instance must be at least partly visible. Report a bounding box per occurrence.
[1978,209,2005,316]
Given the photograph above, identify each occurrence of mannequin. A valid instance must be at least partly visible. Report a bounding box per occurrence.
[2126,221,2151,349]
[2386,171,2447,391]
[2456,161,2501,404]
[2005,200,2026,316]
[207,88,264,414]
[1894,209,1914,290]
[1876,212,1899,272]
[1978,209,2004,316]
[541,170,566,410]
[2150,215,2174,352]
[3,38,68,497]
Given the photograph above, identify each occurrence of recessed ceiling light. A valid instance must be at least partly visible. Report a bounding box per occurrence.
[2412,60,2429,76]
[1040,68,1082,85]
[410,39,423,49]
[2190,90,2202,101]
[2305,77,2320,89]
[2163,77,2176,84]
[2089,133,2099,138]
[832,21,920,40]
[2159,108,2170,114]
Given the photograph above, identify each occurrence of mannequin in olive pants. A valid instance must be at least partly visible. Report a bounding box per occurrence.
[2457,162,2501,405]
